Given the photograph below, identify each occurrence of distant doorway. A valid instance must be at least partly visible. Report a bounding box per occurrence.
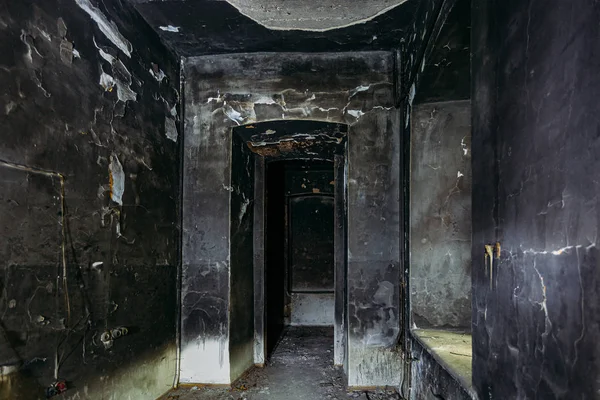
[264,160,335,358]
[232,120,348,368]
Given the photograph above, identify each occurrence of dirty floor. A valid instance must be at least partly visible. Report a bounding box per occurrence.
[162,326,402,400]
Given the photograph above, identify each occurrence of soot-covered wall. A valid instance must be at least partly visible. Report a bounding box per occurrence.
[472,0,599,398]
[0,1,180,399]
[410,100,471,330]
[182,52,402,387]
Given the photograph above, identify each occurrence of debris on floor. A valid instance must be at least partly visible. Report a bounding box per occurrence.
[162,327,403,400]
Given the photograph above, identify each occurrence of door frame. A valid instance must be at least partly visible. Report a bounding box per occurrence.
[253,154,348,367]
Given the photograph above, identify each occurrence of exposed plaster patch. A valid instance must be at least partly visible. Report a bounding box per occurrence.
[150,65,166,82]
[99,71,115,91]
[349,84,371,98]
[75,0,132,57]
[254,96,277,105]
[165,117,178,142]
[159,25,180,33]
[94,37,115,63]
[72,48,81,59]
[461,136,468,155]
[408,83,416,106]
[347,109,365,119]
[207,93,223,104]
[108,154,125,205]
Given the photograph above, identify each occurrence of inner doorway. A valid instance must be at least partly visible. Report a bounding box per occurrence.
[264,160,335,359]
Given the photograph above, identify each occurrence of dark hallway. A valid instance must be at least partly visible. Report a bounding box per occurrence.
[1,0,599,399]
[264,160,336,359]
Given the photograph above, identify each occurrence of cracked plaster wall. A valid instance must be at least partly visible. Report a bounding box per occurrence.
[0,0,179,398]
[472,0,600,398]
[182,51,403,387]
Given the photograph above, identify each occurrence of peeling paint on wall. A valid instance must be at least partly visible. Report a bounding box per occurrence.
[165,117,178,142]
[75,0,132,57]
[109,154,125,205]
[159,25,180,32]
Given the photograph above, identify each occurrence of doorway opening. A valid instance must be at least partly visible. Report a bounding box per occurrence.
[264,160,335,360]
[231,120,348,371]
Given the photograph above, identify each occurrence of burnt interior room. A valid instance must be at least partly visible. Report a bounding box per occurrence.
[1,0,598,399]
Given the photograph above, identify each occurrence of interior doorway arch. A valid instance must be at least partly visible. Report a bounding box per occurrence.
[229,120,348,370]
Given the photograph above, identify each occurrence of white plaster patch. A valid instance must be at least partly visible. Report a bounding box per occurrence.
[408,83,416,106]
[349,84,371,98]
[94,37,115,63]
[116,82,137,103]
[72,48,81,59]
[457,171,464,178]
[347,109,364,119]
[75,0,132,57]
[165,117,178,142]
[159,25,180,32]
[109,154,125,205]
[180,339,230,384]
[254,96,276,105]
[99,71,115,91]
[461,136,469,156]
[223,105,243,125]
[150,67,166,82]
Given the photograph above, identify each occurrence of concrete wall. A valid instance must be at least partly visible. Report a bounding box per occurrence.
[229,133,255,382]
[472,0,600,398]
[181,51,403,387]
[0,1,180,399]
[285,164,335,327]
[410,100,471,329]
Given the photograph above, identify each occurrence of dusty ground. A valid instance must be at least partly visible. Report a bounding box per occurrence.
[162,327,402,400]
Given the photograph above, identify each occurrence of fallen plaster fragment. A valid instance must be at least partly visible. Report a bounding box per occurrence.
[165,117,178,142]
[159,25,180,32]
[109,154,125,205]
[75,0,132,57]
[72,48,81,58]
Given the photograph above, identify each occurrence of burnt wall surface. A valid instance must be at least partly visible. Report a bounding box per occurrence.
[472,0,600,398]
[0,1,179,399]
[400,0,472,397]
[132,0,418,57]
[285,162,335,327]
[182,52,402,387]
[229,133,255,381]
[410,101,471,329]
